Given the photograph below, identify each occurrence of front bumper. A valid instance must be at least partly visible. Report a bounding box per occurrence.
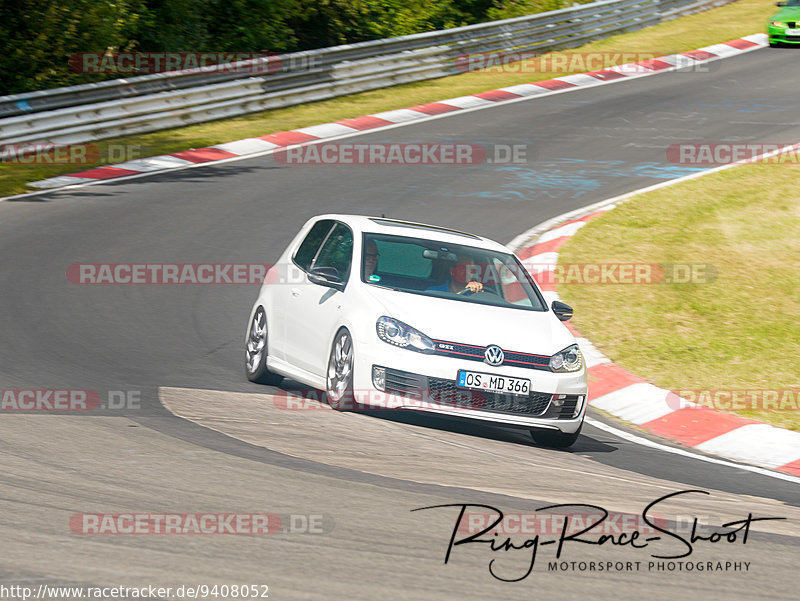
[352,340,587,434]
[769,26,800,44]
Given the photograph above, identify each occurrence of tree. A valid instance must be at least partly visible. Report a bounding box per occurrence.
[0,0,146,94]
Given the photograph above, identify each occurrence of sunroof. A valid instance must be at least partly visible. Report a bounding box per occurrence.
[369,218,480,239]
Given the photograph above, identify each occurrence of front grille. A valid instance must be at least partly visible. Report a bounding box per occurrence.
[503,350,550,369]
[431,339,552,372]
[432,342,484,360]
[427,376,552,416]
[380,368,582,419]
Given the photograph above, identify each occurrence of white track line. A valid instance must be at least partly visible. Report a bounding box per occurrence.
[585,417,800,484]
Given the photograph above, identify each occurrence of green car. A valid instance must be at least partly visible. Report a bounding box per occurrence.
[769,0,800,46]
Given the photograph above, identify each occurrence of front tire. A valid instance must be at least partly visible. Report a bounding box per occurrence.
[326,328,356,411]
[245,306,283,385]
[530,424,582,448]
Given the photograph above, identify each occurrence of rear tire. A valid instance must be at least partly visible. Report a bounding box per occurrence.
[530,424,582,448]
[245,306,283,386]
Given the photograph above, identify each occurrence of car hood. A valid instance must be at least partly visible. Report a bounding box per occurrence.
[364,286,576,356]
[771,7,800,20]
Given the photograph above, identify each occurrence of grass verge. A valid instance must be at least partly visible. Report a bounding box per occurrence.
[1,0,775,198]
[557,162,800,430]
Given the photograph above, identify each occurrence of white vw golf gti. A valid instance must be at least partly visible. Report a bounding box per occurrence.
[245,215,588,447]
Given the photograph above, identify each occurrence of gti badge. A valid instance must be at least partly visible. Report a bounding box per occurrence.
[484,345,504,366]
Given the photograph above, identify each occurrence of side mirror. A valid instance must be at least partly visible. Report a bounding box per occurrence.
[308,266,344,290]
[552,300,573,321]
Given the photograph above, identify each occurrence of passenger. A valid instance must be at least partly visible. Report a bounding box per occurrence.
[363,240,380,279]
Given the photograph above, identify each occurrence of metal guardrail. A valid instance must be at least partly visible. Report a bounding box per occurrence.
[0,0,735,148]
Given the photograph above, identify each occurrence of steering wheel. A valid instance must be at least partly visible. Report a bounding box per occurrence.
[457,285,497,297]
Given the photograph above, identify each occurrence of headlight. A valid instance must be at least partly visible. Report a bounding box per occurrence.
[770,21,787,27]
[376,316,435,353]
[550,344,583,373]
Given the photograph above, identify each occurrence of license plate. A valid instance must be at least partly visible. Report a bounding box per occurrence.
[457,370,530,396]
[786,29,800,35]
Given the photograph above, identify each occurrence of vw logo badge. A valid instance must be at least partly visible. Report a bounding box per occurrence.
[484,345,504,366]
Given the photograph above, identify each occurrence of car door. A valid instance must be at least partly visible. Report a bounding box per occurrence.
[271,219,334,361]
[285,221,354,376]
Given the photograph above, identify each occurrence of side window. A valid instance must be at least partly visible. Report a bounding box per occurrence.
[312,223,353,282]
[294,220,334,271]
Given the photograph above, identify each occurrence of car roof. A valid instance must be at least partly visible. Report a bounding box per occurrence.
[312,214,511,253]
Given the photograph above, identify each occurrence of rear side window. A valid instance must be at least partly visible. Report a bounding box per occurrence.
[313,223,354,281]
[294,220,334,271]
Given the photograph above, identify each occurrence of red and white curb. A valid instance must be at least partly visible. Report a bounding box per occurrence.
[24,34,767,193]
[509,190,800,480]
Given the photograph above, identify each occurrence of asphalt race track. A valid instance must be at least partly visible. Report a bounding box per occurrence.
[1,47,798,600]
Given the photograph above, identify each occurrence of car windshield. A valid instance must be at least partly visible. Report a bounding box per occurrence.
[783,0,800,6]
[361,232,547,311]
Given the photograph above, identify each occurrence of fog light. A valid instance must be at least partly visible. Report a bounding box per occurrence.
[372,366,386,391]
[552,398,564,407]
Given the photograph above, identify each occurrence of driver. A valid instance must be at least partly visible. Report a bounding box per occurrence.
[427,254,484,294]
